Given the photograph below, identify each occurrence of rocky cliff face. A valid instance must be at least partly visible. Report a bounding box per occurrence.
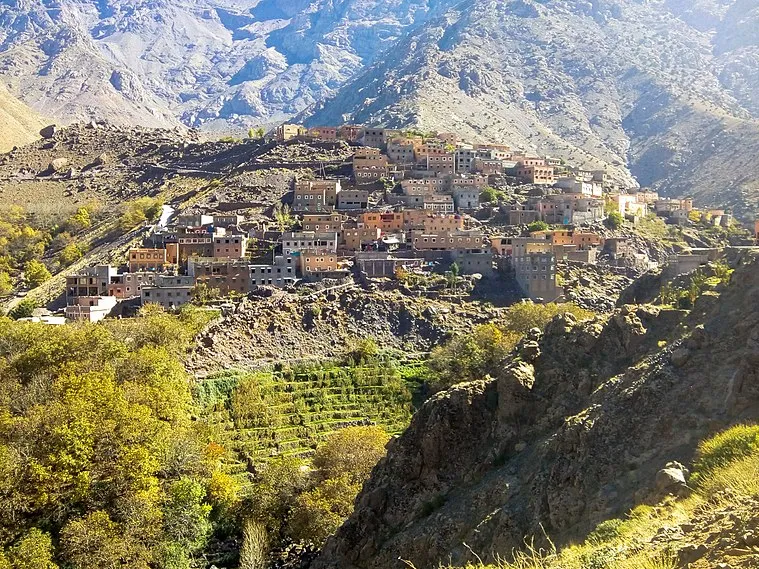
[305,0,759,217]
[312,250,759,569]
[0,0,453,130]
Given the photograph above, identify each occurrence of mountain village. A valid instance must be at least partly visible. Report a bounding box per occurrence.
[56,124,751,323]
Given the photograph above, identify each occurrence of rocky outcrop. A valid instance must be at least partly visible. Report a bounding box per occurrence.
[312,251,759,569]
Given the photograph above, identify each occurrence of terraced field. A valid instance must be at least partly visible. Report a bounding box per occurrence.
[196,360,419,468]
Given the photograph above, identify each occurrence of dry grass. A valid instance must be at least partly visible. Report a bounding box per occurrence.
[446,424,759,569]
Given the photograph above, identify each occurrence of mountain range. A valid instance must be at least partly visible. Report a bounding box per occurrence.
[1,0,759,216]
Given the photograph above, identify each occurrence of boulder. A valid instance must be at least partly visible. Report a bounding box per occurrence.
[39,124,57,139]
[49,158,70,173]
[656,461,689,493]
[671,348,690,367]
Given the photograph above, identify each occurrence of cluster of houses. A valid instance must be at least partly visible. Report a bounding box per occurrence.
[58,124,745,323]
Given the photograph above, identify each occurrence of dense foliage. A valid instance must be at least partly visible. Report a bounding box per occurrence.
[427,302,595,389]
[0,204,104,296]
[0,307,220,568]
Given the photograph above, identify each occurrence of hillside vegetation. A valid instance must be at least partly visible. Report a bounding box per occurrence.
[452,424,759,569]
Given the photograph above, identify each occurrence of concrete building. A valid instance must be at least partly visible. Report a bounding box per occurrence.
[426,153,456,174]
[359,128,388,148]
[412,230,486,252]
[515,164,555,185]
[337,189,370,210]
[276,124,307,142]
[189,258,251,295]
[302,213,345,235]
[300,251,339,275]
[128,248,169,272]
[452,186,480,211]
[511,237,562,301]
[107,272,156,299]
[293,180,342,212]
[249,255,297,287]
[343,227,382,251]
[66,265,117,301]
[213,234,249,259]
[355,251,424,277]
[282,231,339,255]
[65,296,118,323]
[555,177,602,197]
[141,275,195,309]
[422,195,455,213]
[176,214,213,227]
[307,127,338,140]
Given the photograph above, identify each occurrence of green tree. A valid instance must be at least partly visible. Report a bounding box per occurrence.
[288,474,359,546]
[60,511,125,569]
[162,478,212,554]
[479,186,504,203]
[8,529,58,569]
[239,520,268,569]
[58,243,84,267]
[8,298,38,319]
[527,220,549,233]
[0,271,12,296]
[312,426,390,485]
[190,282,221,305]
[606,211,624,230]
[344,337,379,365]
[67,206,92,231]
[24,259,51,287]
[273,203,294,232]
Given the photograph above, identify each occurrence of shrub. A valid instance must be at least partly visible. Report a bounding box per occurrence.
[528,220,549,232]
[606,212,624,230]
[313,426,390,485]
[0,271,12,296]
[691,424,759,485]
[58,242,84,266]
[24,259,51,287]
[8,298,38,319]
[587,518,624,545]
[288,474,359,546]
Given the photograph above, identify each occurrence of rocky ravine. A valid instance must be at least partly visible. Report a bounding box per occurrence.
[306,0,759,219]
[311,250,759,569]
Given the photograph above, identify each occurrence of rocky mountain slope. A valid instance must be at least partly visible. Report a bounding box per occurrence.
[0,83,47,152]
[306,0,759,218]
[0,0,453,130]
[311,249,759,569]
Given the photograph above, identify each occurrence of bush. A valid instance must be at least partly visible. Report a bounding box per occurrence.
[24,259,51,287]
[692,424,759,485]
[606,212,624,230]
[8,298,38,319]
[119,197,163,231]
[527,220,549,232]
[288,474,359,546]
[0,271,12,296]
[480,187,505,203]
[312,426,390,484]
[587,518,624,545]
[58,243,84,266]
